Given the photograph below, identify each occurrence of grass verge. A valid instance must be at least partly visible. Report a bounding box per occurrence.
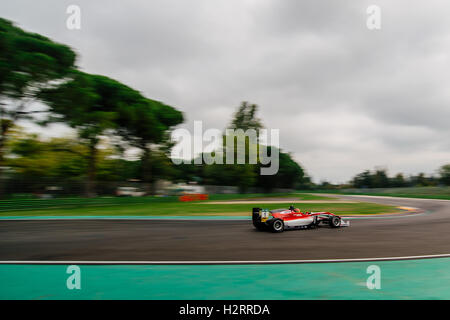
[0,201,398,216]
[0,192,334,212]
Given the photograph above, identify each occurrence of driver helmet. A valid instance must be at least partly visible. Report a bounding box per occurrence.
[289,206,300,213]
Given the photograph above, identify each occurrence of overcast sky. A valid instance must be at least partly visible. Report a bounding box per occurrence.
[1,0,449,183]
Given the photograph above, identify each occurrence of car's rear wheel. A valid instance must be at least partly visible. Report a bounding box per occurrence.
[330,216,341,228]
[271,219,284,233]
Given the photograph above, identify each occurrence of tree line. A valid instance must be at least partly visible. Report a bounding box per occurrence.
[172,102,306,193]
[5,17,444,197]
[310,165,450,190]
[4,102,307,196]
[349,166,450,189]
[0,18,307,197]
[0,17,182,197]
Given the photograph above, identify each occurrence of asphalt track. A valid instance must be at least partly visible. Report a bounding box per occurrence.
[0,195,449,262]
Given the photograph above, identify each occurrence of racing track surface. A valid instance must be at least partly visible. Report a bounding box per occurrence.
[0,195,449,262]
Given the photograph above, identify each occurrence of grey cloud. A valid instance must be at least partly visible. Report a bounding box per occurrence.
[0,0,449,182]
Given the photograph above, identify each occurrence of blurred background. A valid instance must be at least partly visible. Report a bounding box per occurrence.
[2,1,450,302]
[0,1,449,202]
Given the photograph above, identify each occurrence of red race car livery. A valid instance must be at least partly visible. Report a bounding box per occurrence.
[252,206,350,233]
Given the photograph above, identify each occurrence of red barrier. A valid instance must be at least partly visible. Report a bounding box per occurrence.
[179,194,209,202]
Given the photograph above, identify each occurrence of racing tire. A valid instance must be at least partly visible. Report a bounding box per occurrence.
[330,216,341,228]
[271,219,284,233]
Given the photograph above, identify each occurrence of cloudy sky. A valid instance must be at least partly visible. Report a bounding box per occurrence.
[1,0,449,183]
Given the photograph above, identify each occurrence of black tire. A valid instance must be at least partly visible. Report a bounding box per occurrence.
[330,216,341,228]
[271,219,284,233]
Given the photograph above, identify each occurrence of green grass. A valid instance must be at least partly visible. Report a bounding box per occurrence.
[208,192,334,201]
[0,192,397,216]
[0,192,333,212]
[310,187,450,200]
[0,201,398,217]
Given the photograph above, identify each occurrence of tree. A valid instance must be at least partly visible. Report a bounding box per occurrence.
[352,169,391,188]
[5,130,87,194]
[372,169,390,188]
[257,149,304,191]
[319,180,335,189]
[222,101,261,192]
[195,102,306,192]
[276,152,305,188]
[229,101,263,132]
[391,173,407,187]
[0,18,76,196]
[5,129,136,196]
[39,71,144,196]
[410,172,436,187]
[352,170,373,188]
[116,98,183,194]
[296,174,315,190]
[439,164,450,186]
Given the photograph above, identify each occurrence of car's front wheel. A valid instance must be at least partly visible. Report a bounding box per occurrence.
[330,216,341,228]
[271,219,284,233]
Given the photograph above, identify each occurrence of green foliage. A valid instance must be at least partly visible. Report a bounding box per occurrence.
[229,101,263,131]
[0,17,184,196]
[6,131,87,192]
[257,149,304,190]
[38,71,183,193]
[173,102,305,192]
[116,98,183,147]
[439,164,450,186]
[5,130,145,193]
[351,168,439,188]
[38,71,141,195]
[114,91,183,186]
[0,17,77,196]
[39,71,142,141]
[390,173,407,187]
[0,18,76,99]
[0,17,77,197]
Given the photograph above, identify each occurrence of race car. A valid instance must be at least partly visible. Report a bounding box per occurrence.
[252,206,350,233]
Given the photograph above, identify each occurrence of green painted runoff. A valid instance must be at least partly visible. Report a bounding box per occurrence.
[1,258,449,300]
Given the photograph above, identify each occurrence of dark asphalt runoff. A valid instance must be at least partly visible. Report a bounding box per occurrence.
[0,195,449,262]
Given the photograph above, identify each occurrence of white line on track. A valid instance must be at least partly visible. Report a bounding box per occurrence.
[2,253,450,265]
